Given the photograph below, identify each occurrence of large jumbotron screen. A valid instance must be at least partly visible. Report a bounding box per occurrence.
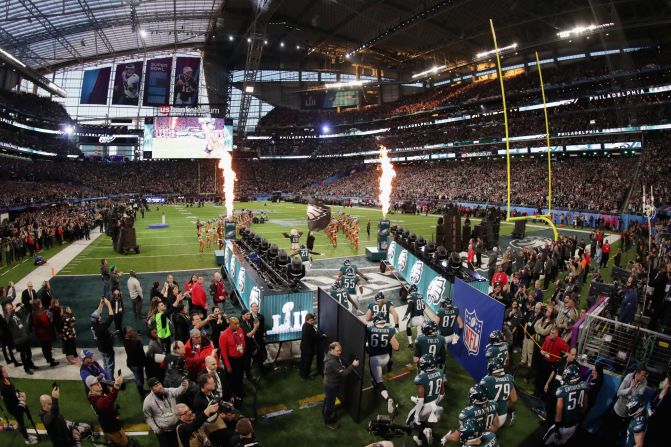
[144,117,233,159]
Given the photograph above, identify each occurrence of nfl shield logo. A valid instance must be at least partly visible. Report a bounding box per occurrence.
[463,309,483,356]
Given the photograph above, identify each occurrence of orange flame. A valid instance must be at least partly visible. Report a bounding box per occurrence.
[218,151,236,219]
[378,145,396,218]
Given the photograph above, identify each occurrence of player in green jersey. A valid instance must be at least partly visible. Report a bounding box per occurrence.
[406,354,445,446]
[484,330,509,366]
[404,284,426,348]
[441,384,500,444]
[435,296,463,346]
[337,258,368,295]
[623,396,647,447]
[365,292,400,328]
[413,320,446,368]
[542,364,588,445]
[479,356,517,427]
[451,419,498,447]
[330,278,359,312]
[366,313,400,414]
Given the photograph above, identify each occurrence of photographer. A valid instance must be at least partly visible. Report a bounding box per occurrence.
[0,365,37,444]
[143,377,189,447]
[208,307,228,350]
[40,385,93,447]
[175,402,220,447]
[91,297,117,378]
[192,373,231,446]
[87,371,129,446]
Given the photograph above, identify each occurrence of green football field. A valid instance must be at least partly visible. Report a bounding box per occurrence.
[58,201,568,276]
[2,203,631,447]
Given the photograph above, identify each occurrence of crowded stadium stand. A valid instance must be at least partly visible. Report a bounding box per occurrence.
[0,1,671,447]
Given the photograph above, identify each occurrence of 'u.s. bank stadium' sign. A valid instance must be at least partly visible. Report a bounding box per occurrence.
[223,242,313,343]
[155,105,221,117]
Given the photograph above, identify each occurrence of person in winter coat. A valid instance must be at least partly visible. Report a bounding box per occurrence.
[123,326,148,401]
[322,341,359,429]
[31,300,59,367]
[5,302,38,374]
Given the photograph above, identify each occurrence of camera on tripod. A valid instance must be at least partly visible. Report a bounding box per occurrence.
[367,414,411,439]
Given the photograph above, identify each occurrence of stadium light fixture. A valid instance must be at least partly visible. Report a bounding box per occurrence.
[63,125,75,135]
[245,86,255,93]
[139,29,148,38]
[247,37,252,43]
[411,65,446,79]
[557,23,614,39]
[296,45,301,50]
[475,43,517,59]
[0,47,26,68]
[321,125,331,134]
[228,35,234,41]
[280,42,285,48]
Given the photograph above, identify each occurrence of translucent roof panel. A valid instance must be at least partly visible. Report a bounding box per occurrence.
[0,0,224,69]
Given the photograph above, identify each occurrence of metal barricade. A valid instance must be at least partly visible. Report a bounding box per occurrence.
[577,307,671,384]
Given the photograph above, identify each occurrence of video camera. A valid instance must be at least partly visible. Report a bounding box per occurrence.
[367,414,412,439]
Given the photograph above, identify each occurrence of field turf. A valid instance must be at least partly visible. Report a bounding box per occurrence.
[1,202,633,447]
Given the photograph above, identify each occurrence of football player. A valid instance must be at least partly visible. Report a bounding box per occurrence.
[337,259,368,295]
[623,396,647,447]
[413,320,446,368]
[404,284,426,348]
[543,364,588,445]
[441,384,500,444]
[450,419,498,447]
[435,296,463,346]
[485,329,509,366]
[479,356,517,427]
[366,312,400,414]
[330,278,359,313]
[406,354,445,446]
[365,292,400,329]
[292,244,321,273]
[174,65,197,105]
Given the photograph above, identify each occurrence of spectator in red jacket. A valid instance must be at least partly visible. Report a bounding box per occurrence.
[219,317,246,405]
[491,266,508,287]
[190,276,207,316]
[31,300,59,367]
[601,240,612,267]
[86,373,129,446]
[183,329,214,379]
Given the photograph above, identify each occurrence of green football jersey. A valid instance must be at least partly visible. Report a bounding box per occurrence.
[341,268,361,294]
[331,284,351,310]
[556,382,589,427]
[368,302,391,323]
[298,248,310,262]
[458,401,498,432]
[479,373,515,415]
[436,306,459,336]
[414,334,446,365]
[625,413,648,447]
[407,292,426,318]
[485,343,509,364]
[414,369,445,403]
[366,325,396,357]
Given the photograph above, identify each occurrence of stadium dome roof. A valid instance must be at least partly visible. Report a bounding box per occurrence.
[0,0,668,73]
[0,0,224,70]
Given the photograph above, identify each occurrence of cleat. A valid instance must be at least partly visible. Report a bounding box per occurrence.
[412,435,423,446]
[423,427,433,445]
[387,398,397,415]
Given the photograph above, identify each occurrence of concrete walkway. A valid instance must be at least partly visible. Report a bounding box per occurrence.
[13,228,103,297]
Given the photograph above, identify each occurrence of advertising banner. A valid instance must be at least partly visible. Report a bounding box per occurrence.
[449,279,505,381]
[173,57,200,106]
[143,57,173,106]
[112,61,143,105]
[80,67,111,104]
[386,241,489,309]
